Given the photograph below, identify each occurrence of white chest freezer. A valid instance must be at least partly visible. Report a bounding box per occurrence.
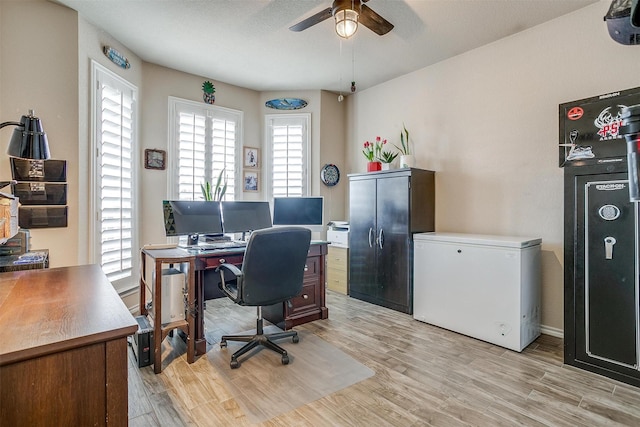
[413,232,542,352]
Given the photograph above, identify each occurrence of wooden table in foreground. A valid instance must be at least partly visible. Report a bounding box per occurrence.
[0,264,138,426]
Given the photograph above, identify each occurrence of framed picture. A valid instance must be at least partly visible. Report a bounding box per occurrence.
[243,171,259,192]
[243,146,259,168]
[144,149,166,170]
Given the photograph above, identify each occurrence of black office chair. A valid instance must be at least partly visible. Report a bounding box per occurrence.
[216,226,311,369]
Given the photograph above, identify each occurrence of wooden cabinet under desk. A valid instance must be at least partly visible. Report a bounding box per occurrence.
[262,242,329,330]
[139,248,196,374]
[326,245,348,295]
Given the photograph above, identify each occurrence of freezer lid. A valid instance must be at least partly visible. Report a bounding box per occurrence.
[413,232,541,248]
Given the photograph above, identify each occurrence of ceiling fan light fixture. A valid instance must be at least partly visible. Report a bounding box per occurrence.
[335,8,358,39]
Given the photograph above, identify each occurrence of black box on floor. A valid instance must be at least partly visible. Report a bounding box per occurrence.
[132,315,153,368]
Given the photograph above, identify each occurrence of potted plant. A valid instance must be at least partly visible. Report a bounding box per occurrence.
[378,150,398,170]
[362,137,385,172]
[394,124,414,168]
[202,80,216,104]
[201,169,227,201]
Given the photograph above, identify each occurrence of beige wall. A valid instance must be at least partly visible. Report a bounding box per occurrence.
[345,2,640,333]
[0,0,79,267]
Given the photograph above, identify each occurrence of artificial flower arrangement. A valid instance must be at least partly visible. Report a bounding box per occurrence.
[363,136,400,164]
[362,136,386,161]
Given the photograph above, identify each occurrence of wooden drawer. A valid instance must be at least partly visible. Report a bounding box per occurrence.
[327,246,348,271]
[289,279,321,315]
[327,267,348,294]
[304,255,320,278]
[198,254,243,270]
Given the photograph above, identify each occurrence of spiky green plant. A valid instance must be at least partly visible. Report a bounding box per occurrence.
[393,124,410,155]
[201,169,227,201]
[202,80,216,94]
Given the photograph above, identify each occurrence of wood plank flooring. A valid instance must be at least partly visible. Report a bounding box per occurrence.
[128,291,640,426]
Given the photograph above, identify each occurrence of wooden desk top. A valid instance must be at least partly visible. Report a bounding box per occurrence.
[0,264,138,366]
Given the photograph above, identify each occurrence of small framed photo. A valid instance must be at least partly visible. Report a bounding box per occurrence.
[243,171,259,192]
[243,146,259,168]
[144,149,166,170]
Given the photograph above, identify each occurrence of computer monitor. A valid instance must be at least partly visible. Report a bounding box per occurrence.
[221,201,272,235]
[163,200,223,245]
[272,197,324,232]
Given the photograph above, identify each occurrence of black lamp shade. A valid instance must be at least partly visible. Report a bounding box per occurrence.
[6,112,51,160]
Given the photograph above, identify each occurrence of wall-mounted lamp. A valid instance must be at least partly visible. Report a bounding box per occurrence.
[334,1,359,39]
[0,109,51,160]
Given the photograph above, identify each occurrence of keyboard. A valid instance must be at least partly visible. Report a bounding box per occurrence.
[198,240,247,250]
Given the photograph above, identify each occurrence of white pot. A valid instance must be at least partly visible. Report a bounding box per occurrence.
[381,163,391,170]
[399,155,414,168]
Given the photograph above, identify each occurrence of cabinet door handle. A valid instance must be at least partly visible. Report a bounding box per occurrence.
[368,228,374,248]
[378,228,384,250]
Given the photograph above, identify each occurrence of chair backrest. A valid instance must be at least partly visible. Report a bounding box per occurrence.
[239,226,311,306]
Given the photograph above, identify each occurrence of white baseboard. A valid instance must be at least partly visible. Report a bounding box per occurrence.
[540,324,563,339]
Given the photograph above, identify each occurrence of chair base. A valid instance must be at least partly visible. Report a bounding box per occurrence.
[220,327,299,369]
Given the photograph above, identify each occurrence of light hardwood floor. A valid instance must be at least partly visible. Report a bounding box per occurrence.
[128,291,640,426]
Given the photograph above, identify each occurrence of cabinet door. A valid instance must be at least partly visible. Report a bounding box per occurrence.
[349,178,377,298]
[377,175,411,311]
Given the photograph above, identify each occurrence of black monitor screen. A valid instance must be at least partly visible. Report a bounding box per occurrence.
[163,200,223,236]
[221,201,272,233]
[272,197,323,226]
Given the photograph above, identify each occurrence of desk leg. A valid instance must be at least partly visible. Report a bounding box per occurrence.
[186,259,195,364]
[153,259,163,374]
[194,270,207,356]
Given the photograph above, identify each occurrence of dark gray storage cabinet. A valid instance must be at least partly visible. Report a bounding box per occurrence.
[348,168,435,314]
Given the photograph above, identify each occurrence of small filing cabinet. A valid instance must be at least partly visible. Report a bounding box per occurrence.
[327,245,348,294]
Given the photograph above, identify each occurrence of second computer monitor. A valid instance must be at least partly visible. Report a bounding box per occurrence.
[220,201,272,234]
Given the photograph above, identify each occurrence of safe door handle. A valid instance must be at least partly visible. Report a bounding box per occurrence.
[368,228,374,248]
[604,236,617,260]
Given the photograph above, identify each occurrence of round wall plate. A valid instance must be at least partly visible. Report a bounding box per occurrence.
[321,164,340,187]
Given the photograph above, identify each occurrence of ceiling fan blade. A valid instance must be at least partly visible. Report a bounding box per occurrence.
[289,7,333,32]
[359,4,394,35]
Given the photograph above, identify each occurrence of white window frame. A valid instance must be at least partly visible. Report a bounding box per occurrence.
[265,113,311,199]
[90,60,139,293]
[167,97,242,200]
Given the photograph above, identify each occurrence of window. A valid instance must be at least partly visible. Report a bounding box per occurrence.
[168,98,241,201]
[266,114,311,197]
[91,61,138,292]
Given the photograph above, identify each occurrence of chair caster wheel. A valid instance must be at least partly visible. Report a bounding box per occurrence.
[282,354,289,365]
[292,335,299,344]
[220,340,227,348]
[230,358,240,369]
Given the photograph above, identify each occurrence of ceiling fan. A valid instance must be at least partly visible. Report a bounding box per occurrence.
[289,0,394,39]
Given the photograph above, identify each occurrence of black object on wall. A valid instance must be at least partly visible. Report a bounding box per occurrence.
[561,87,640,387]
[10,158,68,228]
[605,0,640,45]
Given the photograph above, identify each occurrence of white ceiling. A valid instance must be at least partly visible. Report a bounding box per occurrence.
[56,0,600,93]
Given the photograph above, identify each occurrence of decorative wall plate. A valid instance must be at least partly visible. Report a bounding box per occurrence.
[103,46,130,69]
[265,98,308,110]
[321,164,340,187]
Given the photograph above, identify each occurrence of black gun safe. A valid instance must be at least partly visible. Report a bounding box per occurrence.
[562,87,640,387]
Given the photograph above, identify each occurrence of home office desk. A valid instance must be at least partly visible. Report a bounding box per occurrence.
[0,264,138,425]
[140,241,328,368]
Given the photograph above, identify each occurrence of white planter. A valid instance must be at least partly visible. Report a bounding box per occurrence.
[381,163,391,170]
[399,155,414,168]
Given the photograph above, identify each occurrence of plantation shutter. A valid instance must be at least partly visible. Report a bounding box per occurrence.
[171,99,240,201]
[94,65,137,286]
[268,114,310,198]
